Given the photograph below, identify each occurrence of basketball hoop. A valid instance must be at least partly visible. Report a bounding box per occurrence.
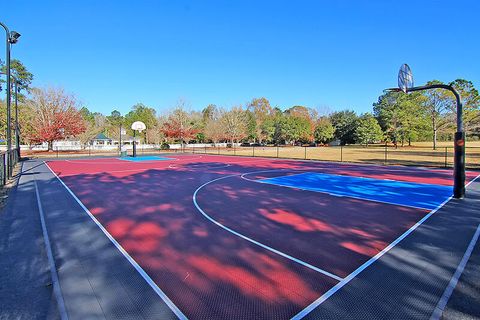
[384,63,465,198]
[130,121,146,158]
[131,121,146,132]
[398,64,414,93]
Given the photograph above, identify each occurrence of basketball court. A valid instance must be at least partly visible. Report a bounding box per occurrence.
[17,153,480,319]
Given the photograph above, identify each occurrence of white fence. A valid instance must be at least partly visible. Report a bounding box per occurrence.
[4,141,236,152]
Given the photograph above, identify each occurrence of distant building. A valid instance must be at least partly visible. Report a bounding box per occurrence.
[91,133,113,146]
[90,133,140,146]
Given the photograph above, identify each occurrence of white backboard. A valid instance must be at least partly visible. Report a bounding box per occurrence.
[131,121,146,132]
[398,64,414,93]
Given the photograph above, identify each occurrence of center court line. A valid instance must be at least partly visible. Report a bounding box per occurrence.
[168,157,305,171]
[291,173,480,319]
[43,161,188,320]
[167,157,280,169]
[192,173,344,282]
[62,155,204,165]
[59,155,276,175]
[55,158,209,176]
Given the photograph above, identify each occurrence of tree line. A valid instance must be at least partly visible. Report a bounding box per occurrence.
[1,60,479,150]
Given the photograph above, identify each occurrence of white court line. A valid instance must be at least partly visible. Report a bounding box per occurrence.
[46,157,117,163]
[291,173,480,319]
[54,157,209,177]
[43,162,188,320]
[167,156,285,170]
[192,173,344,282]
[52,155,252,177]
[57,166,172,177]
[430,223,480,320]
[61,155,205,165]
[169,164,232,170]
[33,177,69,320]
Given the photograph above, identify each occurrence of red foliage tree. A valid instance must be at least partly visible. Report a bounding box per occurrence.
[27,87,86,150]
[161,108,197,145]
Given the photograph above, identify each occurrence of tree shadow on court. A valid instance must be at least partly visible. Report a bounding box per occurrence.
[196,169,431,278]
[46,162,337,319]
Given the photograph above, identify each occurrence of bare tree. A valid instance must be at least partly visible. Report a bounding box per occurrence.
[204,119,224,145]
[202,105,223,145]
[77,112,107,148]
[77,123,102,148]
[220,106,247,144]
[161,102,197,147]
[146,125,165,145]
[423,81,450,150]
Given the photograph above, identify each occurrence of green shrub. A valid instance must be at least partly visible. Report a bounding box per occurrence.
[160,143,170,150]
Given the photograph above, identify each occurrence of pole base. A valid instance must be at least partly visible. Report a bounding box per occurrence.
[453,131,466,199]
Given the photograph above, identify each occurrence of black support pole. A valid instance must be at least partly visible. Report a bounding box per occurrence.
[119,124,122,156]
[444,147,448,168]
[453,131,466,198]
[133,130,137,157]
[1,23,12,177]
[14,81,20,159]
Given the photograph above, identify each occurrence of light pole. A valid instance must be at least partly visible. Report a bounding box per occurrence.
[14,79,20,159]
[1,21,20,178]
[0,72,21,160]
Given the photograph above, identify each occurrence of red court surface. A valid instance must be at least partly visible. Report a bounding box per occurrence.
[46,155,480,319]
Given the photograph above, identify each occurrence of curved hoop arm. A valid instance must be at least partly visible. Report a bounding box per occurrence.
[385,83,465,198]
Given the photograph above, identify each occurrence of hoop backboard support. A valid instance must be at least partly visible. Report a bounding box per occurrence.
[131,121,146,157]
[398,64,414,93]
[385,64,465,198]
[131,121,146,132]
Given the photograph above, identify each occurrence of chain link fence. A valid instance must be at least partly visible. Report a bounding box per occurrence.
[179,144,480,170]
[22,144,480,170]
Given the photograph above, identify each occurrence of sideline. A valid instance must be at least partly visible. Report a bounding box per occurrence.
[33,178,69,320]
[43,161,188,320]
[430,223,480,320]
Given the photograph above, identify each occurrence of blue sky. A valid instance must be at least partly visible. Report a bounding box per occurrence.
[2,0,479,115]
